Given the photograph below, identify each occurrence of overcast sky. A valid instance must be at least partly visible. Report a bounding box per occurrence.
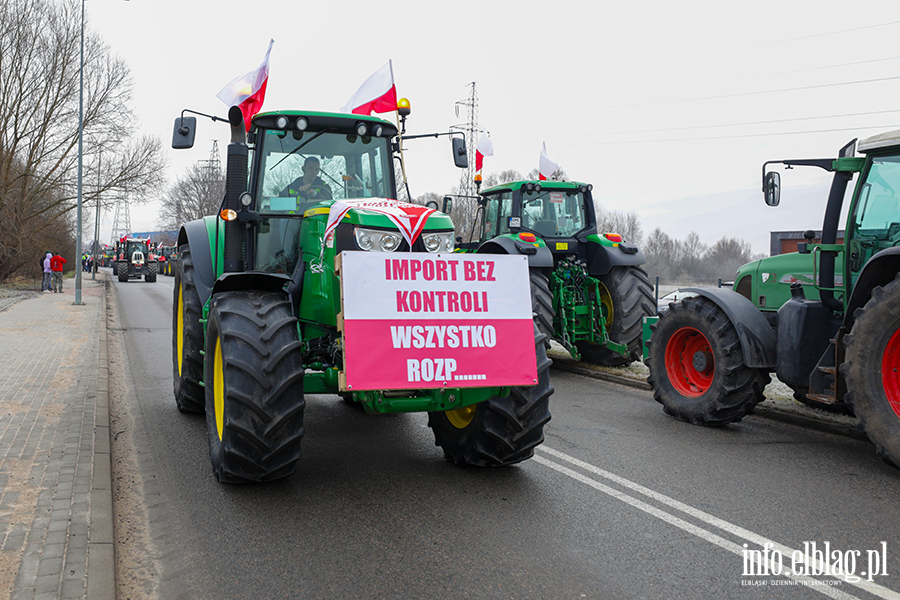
[84,0,900,254]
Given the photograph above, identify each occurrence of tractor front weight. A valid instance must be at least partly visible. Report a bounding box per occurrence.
[551,258,627,360]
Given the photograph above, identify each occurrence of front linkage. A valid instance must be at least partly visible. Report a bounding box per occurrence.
[551,257,627,361]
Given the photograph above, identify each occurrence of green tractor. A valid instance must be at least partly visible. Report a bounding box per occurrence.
[646,129,900,467]
[459,180,655,365]
[170,106,553,483]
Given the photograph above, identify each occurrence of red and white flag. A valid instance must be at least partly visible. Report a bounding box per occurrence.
[217,39,274,131]
[341,60,398,115]
[539,142,559,181]
[475,133,494,173]
[324,199,436,248]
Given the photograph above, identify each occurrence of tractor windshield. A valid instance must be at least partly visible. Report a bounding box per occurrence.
[854,154,900,236]
[252,128,395,274]
[521,189,587,238]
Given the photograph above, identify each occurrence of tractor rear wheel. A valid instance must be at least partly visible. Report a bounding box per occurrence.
[530,269,554,347]
[842,274,900,468]
[204,291,305,483]
[172,244,205,413]
[576,265,654,366]
[145,261,158,282]
[427,321,553,467]
[117,261,128,282]
[647,296,770,425]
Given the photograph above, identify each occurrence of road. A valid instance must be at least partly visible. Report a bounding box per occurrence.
[106,269,900,600]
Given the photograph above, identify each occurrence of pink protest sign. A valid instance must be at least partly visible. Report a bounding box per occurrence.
[339,252,537,391]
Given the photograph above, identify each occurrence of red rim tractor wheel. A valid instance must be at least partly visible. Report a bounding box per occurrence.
[664,327,714,397]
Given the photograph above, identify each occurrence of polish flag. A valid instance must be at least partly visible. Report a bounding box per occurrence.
[217,39,274,132]
[341,61,398,115]
[539,142,559,181]
[475,133,494,173]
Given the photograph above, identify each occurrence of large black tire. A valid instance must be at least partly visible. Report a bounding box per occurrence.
[117,261,128,282]
[576,265,654,366]
[646,296,770,425]
[145,261,157,282]
[204,291,305,483]
[427,322,553,466]
[172,244,205,413]
[530,269,554,348]
[842,275,900,468]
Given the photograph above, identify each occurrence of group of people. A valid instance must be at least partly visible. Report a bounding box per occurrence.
[40,252,67,293]
[81,253,95,272]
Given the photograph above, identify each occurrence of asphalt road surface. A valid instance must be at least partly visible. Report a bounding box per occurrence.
[107,269,900,600]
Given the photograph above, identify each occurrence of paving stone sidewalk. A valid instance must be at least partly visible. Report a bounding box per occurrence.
[0,275,113,600]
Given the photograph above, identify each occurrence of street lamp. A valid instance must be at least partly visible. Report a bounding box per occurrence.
[76,0,129,301]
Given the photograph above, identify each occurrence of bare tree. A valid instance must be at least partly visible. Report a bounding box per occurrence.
[0,0,165,280]
[158,162,225,231]
[595,205,644,246]
[703,236,752,279]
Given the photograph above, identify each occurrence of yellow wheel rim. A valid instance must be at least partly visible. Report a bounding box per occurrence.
[597,281,614,327]
[214,338,225,441]
[446,404,477,429]
[176,285,184,377]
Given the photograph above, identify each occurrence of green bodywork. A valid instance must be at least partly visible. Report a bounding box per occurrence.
[194,111,510,414]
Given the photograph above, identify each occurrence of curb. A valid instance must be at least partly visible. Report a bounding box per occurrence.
[549,361,869,443]
[87,272,115,600]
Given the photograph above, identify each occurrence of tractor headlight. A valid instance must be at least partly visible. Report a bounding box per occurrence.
[354,227,402,252]
[422,231,455,253]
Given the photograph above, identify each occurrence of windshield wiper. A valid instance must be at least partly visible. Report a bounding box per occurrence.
[269,129,334,171]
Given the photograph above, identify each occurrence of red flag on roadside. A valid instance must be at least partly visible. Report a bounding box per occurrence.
[341,61,398,115]
[217,39,274,131]
[539,142,559,181]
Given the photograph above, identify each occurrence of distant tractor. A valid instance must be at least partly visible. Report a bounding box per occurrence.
[464,180,655,366]
[646,129,900,467]
[115,237,159,283]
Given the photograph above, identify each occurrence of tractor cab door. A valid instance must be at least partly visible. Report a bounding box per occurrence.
[847,153,900,282]
[481,191,514,242]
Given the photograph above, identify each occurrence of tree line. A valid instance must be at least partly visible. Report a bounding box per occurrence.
[0,0,164,282]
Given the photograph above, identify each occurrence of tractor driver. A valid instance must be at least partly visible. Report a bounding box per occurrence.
[283,156,333,201]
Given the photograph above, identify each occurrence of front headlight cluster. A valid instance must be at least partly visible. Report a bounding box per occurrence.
[422,231,455,253]
[355,227,402,252]
[353,228,456,253]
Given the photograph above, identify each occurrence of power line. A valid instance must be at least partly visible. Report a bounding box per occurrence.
[559,124,898,146]
[569,109,900,138]
[772,55,900,77]
[756,20,900,46]
[560,75,900,113]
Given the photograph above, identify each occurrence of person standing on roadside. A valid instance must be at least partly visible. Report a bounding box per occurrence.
[41,252,52,292]
[50,252,67,293]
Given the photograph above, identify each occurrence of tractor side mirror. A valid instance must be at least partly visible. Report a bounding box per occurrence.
[451,137,468,169]
[172,116,196,149]
[764,171,780,207]
[442,196,453,214]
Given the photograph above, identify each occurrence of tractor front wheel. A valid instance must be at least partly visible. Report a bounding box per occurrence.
[204,291,305,483]
[117,261,128,282]
[172,244,205,413]
[145,261,158,282]
[842,274,900,468]
[576,265,654,366]
[427,322,553,466]
[646,296,769,425]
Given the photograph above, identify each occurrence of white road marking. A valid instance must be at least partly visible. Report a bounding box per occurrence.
[535,445,900,600]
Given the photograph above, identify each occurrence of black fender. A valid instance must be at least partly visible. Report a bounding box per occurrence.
[477,236,555,268]
[211,272,293,297]
[178,220,216,308]
[587,244,647,277]
[680,287,777,368]
[844,247,900,327]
